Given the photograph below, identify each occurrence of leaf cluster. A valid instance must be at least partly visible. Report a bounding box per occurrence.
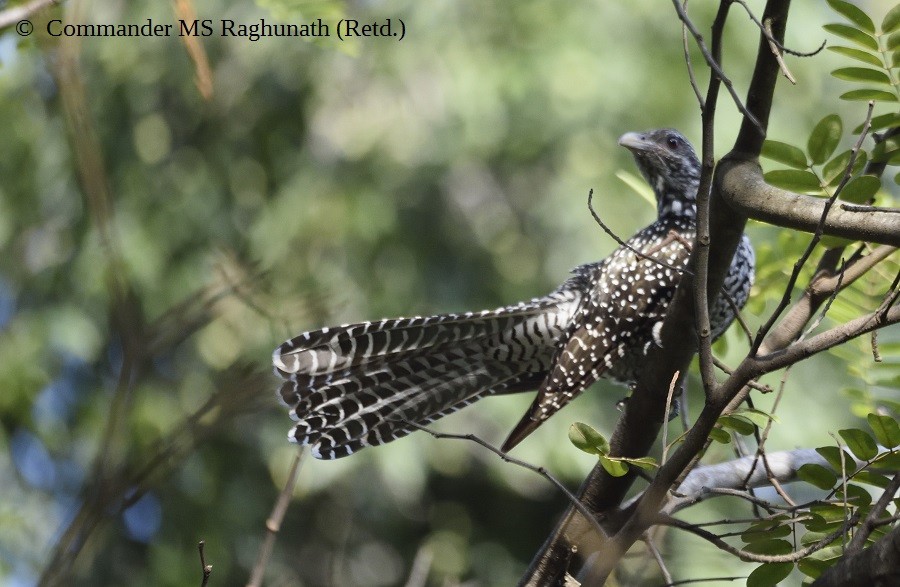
[825,0,900,106]
[735,414,900,586]
[568,422,657,477]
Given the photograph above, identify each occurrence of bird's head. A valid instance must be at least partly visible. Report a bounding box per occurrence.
[618,129,700,219]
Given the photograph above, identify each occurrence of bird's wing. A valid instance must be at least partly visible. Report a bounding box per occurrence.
[502,225,692,451]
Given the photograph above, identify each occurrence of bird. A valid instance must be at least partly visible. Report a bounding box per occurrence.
[273,129,755,459]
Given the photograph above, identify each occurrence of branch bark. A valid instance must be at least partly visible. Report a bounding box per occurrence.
[718,157,900,246]
[810,525,900,587]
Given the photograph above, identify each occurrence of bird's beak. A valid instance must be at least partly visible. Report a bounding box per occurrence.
[617,132,652,152]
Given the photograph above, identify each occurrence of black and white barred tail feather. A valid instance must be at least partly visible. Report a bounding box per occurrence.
[274,270,593,459]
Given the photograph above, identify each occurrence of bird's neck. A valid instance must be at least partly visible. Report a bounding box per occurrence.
[655,181,698,221]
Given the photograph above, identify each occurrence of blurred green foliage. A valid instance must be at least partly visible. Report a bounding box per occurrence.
[0,0,897,585]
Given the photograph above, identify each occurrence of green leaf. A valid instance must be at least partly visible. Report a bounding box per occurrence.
[822,150,869,187]
[748,562,794,587]
[839,428,879,460]
[718,414,757,436]
[742,522,792,543]
[598,455,629,477]
[831,67,892,85]
[761,140,808,168]
[764,169,823,193]
[873,135,900,162]
[801,513,828,532]
[800,530,840,547]
[853,471,890,488]
[808,114,843,165]
[807,544,846,563]
[798,463,838,489]
[709,427,731,444]
[868,413,900,448]
[810,503,847,524]
[885,4,900,33]
[824,150,852,185]
[838,175,881,203]
[797,557,831,579]
[733,407,778,428]
[827,45,883,66]
[568,422,609,456]
[889,31,900,51]
[824,23,879,50]
[871,451,900,470]
[615,170,657,210]
[823,149,868,185]
[817,446,853,472]
[827,0,875,33]
[861,112,900,133]
[837,483,872,507]
[621,456,658,470]
[840,89,898,102]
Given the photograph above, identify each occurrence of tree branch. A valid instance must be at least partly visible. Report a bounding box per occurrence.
[810,524,900,587]
[661,513,857,564]
[717,157,900,246]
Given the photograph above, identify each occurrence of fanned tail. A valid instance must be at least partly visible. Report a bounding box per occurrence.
[274,278,590,459]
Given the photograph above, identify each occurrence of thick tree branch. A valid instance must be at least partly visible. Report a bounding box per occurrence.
[718,157,900,246]
[846,473,900,554]
[758,244,897,354]
[810,525,900,587]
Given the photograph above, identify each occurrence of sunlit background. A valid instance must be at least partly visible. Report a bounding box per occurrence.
[0,0,896,585]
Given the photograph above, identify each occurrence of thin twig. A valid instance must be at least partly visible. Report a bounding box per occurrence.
[664,577,747,586]
[840,203,900,213]
[660,512,858,564]
[247,448,306,587]
[748,369,797,506]
[588,189,688,274]
[828,432,852,551]
[871,330,881,362]
[407,422,608,540]
[681,0,705,108]
[733,0,826,57]
[801,260,845,338]
[723,291,754,346]
[662,371,681,465]
[712,358,771,393]
[671,0,763,133]
[846,473,900,553]
[198,541,212,587]
[763,18,796,84]
[644,530,673,585]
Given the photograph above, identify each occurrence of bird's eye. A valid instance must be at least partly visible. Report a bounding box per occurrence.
[666,136,680,149]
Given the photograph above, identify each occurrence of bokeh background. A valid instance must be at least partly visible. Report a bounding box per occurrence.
[0,0,896,585]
